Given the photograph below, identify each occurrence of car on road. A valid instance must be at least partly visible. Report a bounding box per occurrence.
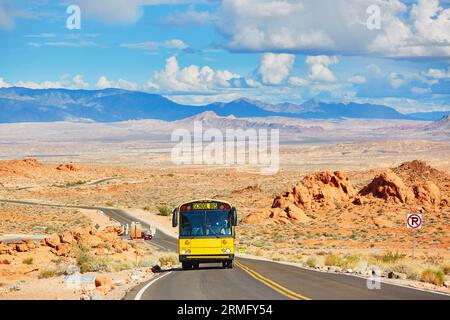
[142,231,153,240]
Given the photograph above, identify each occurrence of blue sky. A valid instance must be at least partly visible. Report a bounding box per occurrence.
[0,0,449,113]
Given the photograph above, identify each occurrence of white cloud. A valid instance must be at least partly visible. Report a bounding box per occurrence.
[96,76,139,90]
[121,39,188,51]
[13,75,90,90]
[146,55,242,93]
[73,0,197,24]
[28,41,101,47]
[306,55,338,82]
[217,0,450,58]
[388,72,407,88]
[0,77,12,88]
[425,67,450,79]
[348,75,367,84]
[163,5,213,26]
[258,53,295,85]
[288,76,308,87]
[164,39,188,49]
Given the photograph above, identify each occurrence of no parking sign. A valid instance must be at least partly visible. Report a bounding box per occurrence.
[406,213,422,229]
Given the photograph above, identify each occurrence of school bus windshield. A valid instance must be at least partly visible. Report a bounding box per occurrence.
[180,210,232,237]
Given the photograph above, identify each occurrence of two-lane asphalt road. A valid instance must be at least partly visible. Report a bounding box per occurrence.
[1,199,449,300]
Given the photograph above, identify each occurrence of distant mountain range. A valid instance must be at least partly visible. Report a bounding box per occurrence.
[0,87,448,123]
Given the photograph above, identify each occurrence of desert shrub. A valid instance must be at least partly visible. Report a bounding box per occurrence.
[139,257,159,268]
[114,261,134,271]
[39,269,57,279]
[374,251,405,264]
[343,254,362,269]
[159,253,178,267]
[252,240,265,248]
[324,254,343,267]
[143,206,151,211]
[420,269,445,286]
[76,245,114,273]
[22,257,33,265]
[157,206,171,216]
[306,257,317,268]
[440,262,450,275]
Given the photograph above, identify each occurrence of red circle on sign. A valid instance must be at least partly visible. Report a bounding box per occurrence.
[407,214,422,229]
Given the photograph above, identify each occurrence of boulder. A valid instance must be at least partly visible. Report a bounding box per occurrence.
[15,243,29,252]
[95,275,114,296]
[51,243,71,256]
[56,163,80,171]
[412,181,441,206]
[22,239,36,250]
[359,170,414,203]
[45,233,61,248]
[60,231,75,244]
[0,243,14,255]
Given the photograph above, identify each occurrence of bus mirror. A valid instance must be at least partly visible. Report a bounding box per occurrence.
[231,207,238,226]
[172,208,178,228]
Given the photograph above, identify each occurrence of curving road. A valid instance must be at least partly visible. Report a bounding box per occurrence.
[1,199,449,300]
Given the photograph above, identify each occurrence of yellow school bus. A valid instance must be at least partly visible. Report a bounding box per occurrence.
[172,199,238,270]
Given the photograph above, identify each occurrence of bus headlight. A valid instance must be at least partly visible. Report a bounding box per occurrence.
[182,249,186,254]
[226,248,231,253]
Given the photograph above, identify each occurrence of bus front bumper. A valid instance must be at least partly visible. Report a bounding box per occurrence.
[179,254,234,263]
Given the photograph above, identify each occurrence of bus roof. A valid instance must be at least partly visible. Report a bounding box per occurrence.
[177,198,232,209]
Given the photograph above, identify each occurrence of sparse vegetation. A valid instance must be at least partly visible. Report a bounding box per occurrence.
[39,269,57,279]
[157,206,171,216]
[22,257,33,265]
[306,257,317,268]
[159,253,178,267]
[420,269,445,286]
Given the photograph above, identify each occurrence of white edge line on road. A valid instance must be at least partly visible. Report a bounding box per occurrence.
[135,271,173,300]
[236,254,450,297]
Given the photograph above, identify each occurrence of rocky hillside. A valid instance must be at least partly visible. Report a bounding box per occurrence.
[243,160,449,225]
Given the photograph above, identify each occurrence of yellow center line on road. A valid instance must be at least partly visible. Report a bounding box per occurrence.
[235,261,311,300]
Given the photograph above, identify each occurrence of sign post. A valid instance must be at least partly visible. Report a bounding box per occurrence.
[406,213,422,259]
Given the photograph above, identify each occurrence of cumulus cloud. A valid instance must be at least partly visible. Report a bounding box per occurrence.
[217,0,450,58]
[146,55,242,93]
[306,55,338,82]
[96,76,139,90]
[0,77,12,88]
[258,53,295,85]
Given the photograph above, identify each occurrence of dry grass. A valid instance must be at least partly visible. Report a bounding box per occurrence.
[420,269,445,286]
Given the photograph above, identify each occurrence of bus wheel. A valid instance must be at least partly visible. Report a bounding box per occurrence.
[182,262,191,270]
[227,260,233,269]
[193,263,199,269]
